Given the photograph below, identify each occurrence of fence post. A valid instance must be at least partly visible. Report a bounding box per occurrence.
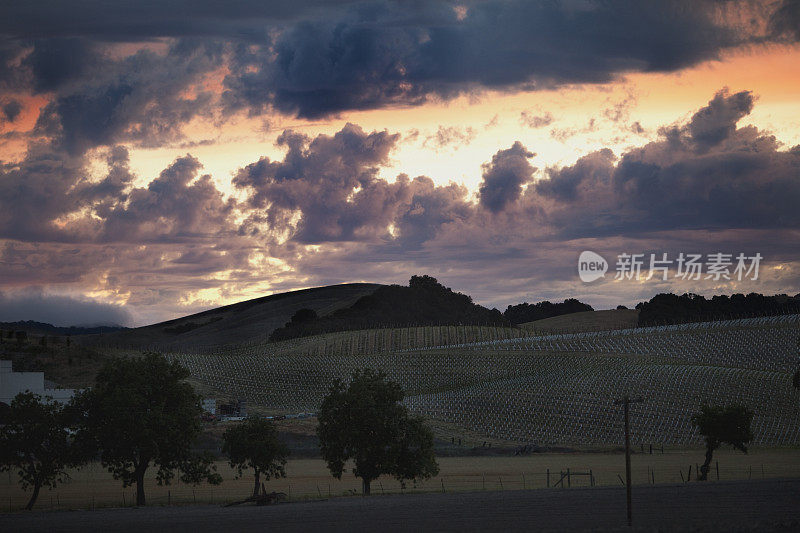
[441,479,445,493]
[499,477,503,490]
[547,469,550,488]
[482,473,485,490]
[590,470,594,487]
[567,468,571,488]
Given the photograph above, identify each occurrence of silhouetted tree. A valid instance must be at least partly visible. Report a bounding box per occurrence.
[222,417,289,497]
[691,404,753,481]
[73,353,221,505]
[0,393,87,510]
[317,369,439,495]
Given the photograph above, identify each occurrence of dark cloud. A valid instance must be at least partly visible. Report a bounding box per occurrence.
[769,0,800,41]
[478,141,536,212]
[32,40,223,154]
[1,99,21,122]
[684,88,755,152]
[224,1,762,118]
[0,0,788,152]
[234,123,405,243]
[531,89,800,237]
[0,288,132,326]
[0,1,356,41]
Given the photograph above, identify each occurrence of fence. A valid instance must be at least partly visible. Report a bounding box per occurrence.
[3,455,795,512]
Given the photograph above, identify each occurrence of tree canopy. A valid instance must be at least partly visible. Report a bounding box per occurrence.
[691,403,753,481]
[0,392,86,510]
[73,352,221,505]
[317,368,439,495]
[222,416,289,497]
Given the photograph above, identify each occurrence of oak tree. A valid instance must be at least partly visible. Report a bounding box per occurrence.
[73,353,221,505]
[691,403,753,481]
[222,416,289,497]
[317,369,439,495]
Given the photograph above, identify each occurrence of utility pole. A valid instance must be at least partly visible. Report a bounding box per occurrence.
[614,395,644,527]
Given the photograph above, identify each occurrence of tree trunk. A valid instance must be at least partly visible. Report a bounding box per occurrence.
[699,446,714,481]
[253,468,261,498]
[136,467,147,506]
[362,478,371,496]
[25,482,41,510]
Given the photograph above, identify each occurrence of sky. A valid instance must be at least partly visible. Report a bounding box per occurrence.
[0,0,799,326]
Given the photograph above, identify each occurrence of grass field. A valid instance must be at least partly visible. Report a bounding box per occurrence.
[3,448,799,512]
[520,309,640,334]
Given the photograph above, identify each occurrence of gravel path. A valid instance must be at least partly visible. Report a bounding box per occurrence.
[3,478,799,532]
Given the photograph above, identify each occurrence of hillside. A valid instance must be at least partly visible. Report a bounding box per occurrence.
[170,314,800,447]
[519,309,640,334]
[269,275,507,341]
[85,283,383,350]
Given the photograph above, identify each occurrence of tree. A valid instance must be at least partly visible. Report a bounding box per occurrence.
[691,403,753,481]
[73,353,221,505]
[0,392,86,510]
[317,369,439,495]
[222,417,289,497]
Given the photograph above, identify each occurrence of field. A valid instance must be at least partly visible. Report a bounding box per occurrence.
[165,314,800,447]
[3,448,800,512]
[520,308,640,334]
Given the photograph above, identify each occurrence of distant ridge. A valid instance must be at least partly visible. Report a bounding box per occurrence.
[0,320,128,336]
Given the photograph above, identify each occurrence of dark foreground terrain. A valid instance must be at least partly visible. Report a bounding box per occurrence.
[3,478,799,533]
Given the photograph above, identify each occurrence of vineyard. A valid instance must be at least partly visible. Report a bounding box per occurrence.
[166,315,800,447]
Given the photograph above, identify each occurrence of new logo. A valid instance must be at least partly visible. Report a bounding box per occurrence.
[578,251,608,283]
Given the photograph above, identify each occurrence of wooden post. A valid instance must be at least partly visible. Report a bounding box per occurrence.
[680,470,685,483]
[614,395,643,528]
[547,468,550,488]
[567,468,571,488]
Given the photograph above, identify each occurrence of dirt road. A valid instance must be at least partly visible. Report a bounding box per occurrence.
[3,478,799,532]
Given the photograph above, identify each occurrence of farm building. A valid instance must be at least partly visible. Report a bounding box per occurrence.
[0,360,76,406]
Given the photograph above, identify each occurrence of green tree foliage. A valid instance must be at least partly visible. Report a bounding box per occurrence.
[222,417,289,497]
[691,403,753,481]
[0,392,86,510]
[317,369,439,495]
[73,353,221,505]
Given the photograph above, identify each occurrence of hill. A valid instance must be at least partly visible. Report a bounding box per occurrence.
[170,314,800,447]
[519,309,640,334]
[268,275,507,342]
[0,321,127,337]
[86,283,383,350]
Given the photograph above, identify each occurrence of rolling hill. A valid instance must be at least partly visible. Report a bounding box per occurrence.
[85,283,383,350]
[168,314,800,447]
[519,309,640,334]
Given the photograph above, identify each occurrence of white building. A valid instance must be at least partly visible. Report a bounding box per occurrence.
[0,360,76,406]
[201,398,216,415]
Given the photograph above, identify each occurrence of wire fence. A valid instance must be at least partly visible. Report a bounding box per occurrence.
[3,455,798,512]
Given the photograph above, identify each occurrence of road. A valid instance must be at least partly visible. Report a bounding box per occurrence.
[3,478,799,532]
